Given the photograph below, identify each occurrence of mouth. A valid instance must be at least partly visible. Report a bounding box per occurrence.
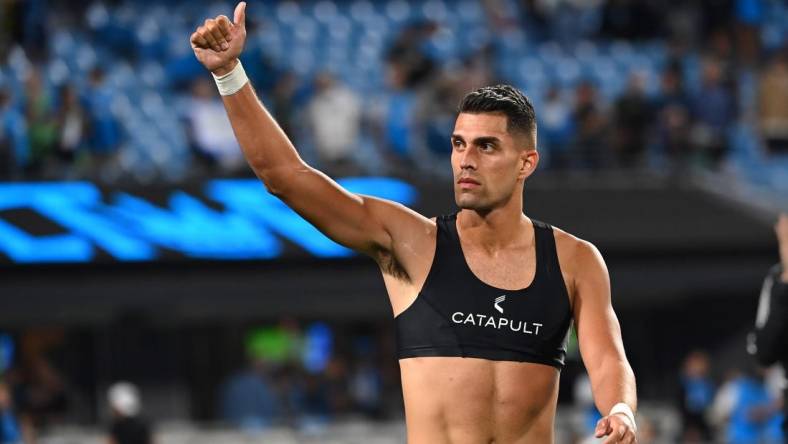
[457,178,481,189]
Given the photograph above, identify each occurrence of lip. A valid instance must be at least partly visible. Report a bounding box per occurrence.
[457,178,480,189]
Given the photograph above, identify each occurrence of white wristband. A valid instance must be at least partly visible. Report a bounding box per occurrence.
[609,403,637,432]
[212,60,248,96]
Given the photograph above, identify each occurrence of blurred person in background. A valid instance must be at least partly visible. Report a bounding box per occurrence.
[689,57,736,168]
[571,81,613,170]
[84,67,122,181]
[54,84,87,178]
[13,356,67,435]
[22,69,57,177]
[710,366,783,443]
[306,72,363,177]
[219,355,281,431]
[538,85,573,170]
[0,381,22,444]
[348,337,384,419]
[270,71,302,141]
[220,322,303,430]
[186,77,245,174]
[678,350,714,442]
[611,72,654,169]
[749,214,788,439]
[653,65,693,172]
[0,88,30,179]
[190,5,638,443]
[106,382,153,444]
[758,49,788,155]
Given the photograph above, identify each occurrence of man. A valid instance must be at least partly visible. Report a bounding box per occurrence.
[190,4,637,442]
[749,214,788,438]
[107,382,153,444]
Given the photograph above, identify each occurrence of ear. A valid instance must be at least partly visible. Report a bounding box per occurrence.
[518,149,539,180]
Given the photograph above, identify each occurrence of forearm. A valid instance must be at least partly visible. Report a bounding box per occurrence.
[590,356,638,416]
[217,60,304,189]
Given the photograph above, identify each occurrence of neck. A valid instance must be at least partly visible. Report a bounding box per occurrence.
[457,190,528,251]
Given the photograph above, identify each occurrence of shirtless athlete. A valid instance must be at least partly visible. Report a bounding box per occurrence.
[190,3,638,443]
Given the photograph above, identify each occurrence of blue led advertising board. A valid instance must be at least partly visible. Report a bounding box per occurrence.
[0,178,418,264]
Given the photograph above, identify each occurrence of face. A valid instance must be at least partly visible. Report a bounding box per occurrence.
[450,112,538,212]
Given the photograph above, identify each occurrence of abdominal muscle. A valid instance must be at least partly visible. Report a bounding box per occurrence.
[399,356,560,444]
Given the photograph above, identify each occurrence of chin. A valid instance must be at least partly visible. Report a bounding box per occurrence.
[455,195,486,211]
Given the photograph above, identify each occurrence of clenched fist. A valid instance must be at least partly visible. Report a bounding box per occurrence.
[190,2,247,75]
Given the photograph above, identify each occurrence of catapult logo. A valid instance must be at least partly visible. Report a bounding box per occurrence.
[494,295,506,313]
[451,294,543,336]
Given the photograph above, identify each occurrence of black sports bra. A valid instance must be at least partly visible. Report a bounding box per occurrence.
[395,213,573,368]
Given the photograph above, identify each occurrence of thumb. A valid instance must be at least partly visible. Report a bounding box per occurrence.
[234,1,247,27]
[594,417,610,438]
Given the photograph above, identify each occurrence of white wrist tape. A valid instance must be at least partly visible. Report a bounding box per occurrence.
[609,403,637,432]
[212,60,248,96]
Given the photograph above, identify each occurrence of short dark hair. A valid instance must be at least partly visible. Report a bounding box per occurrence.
[458,84,537,137]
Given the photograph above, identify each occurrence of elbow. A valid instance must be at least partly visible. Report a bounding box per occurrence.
[256,163,307,197]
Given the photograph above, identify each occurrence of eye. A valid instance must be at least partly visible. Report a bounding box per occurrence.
[452,139,464,150]
[480,142,495,151]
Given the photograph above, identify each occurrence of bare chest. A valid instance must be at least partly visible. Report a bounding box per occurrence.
[461,244,536,291]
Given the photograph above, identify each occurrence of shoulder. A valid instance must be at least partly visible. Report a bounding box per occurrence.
[550,225,604,264]
[549,225,609,284]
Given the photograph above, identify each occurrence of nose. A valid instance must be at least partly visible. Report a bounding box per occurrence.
[459,147,477,171]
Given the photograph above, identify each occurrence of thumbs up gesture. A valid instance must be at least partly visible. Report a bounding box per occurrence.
[190,2,247,75]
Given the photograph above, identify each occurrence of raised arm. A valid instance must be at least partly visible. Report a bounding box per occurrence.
[189,3,432,265]
[570,240,638,443]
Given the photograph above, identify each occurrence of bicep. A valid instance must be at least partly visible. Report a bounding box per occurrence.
[269,164,430,258]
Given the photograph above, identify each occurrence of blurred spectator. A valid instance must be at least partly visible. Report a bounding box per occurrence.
[572,373,601,439]
[654,66,693,170]
[16,356,69,430]
[220,323,304,430]
[711,367,784,443]
[570,81,612,169]
[107,382,152,444]
[270,72,301,141]
[758,50,788,155]
[84,68,122,180]
[323,356,352,417]
[23,69,57,176]
[749,214,788,438]
[412,72,462,176]
[54,84,87,176]
[219,358,281,431]
[690,58,736,168]
[385,21,438,90]
[539,85,574,170]
[0,381,21,444]
[372,61,419,176]
[306,72,362,177]
[349,338,383,418]
[0,88,30,179]
[612,72,654,168]
[186,78,244,174]
[678,350,715,442]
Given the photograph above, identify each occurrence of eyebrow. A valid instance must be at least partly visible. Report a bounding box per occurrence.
[451,134,502,145]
